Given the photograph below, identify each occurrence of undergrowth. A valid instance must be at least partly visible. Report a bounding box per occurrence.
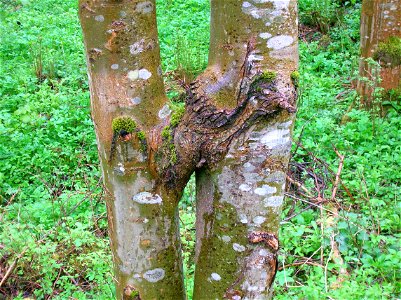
[0,0,399,299]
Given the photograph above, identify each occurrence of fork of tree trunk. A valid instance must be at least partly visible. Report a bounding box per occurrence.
[79,0,298,299]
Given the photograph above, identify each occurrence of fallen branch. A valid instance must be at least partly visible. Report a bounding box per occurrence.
[327,148,349,289]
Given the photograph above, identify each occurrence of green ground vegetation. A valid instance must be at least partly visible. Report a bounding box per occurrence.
[0,0,399,299]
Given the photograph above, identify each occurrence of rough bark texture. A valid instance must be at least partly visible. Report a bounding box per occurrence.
[79,0,298,299]
[357,0,401,106]
[193,1,298,299]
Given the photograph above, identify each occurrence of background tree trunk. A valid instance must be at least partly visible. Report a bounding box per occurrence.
[193,1,298,299]
[79,0,298,299]
[357,0,401,107]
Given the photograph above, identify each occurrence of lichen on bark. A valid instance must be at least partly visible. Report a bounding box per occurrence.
[79,0,298,298]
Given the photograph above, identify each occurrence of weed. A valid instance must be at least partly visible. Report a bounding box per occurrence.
[299,0,342,33]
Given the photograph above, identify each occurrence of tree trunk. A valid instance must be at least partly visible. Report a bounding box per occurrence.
[193,1,298,299]
[79,1,186,298]
[79,0,298,299]
[357,0,401,107]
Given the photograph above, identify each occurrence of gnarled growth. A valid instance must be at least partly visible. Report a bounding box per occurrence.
[79,0,298,299]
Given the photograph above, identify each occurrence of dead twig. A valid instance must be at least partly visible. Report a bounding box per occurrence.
[327,148,350,289]
[331,146,344,203]
[0,250,25,288]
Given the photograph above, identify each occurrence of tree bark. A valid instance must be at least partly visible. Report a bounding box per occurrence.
[193,1,298,299]
[79,0,298,299]
[79,1,186,299]
[357,0,401,107]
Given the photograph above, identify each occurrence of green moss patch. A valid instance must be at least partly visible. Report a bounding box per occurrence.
[260,70,277,82]
[170,105,185,127]
[373,36,401,67]
[250,71,277,93]
[112,116,137,134]
[291,71,300,87]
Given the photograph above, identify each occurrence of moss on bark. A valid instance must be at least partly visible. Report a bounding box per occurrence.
[373,36,401,67]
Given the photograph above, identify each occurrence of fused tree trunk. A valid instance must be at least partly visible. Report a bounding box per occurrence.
[193,1,298,299]
[357,0,401,107]
[79,0,298,299]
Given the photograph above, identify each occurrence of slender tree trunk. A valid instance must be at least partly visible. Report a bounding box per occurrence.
[79,0,298,299]
[357,0,401,107]
[193,1,298,299]
[79,1,186,298]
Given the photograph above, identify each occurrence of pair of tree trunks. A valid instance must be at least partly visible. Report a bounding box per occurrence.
[357,0,401,108]
[79,0,298,299]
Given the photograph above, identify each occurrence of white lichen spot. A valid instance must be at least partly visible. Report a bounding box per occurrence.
[233,243,246,252]
[254,185,276,196]
[128,69,152,81]
[120,11,127,17]
[94,15,104,22]
[239,183,252,192]
[135,1,154,14]
[211,273,221,281]
[264,196,284,207]
[250,97,258,106]
[261,270,268,280]
[138,69,152,80]
[251,10,261,19]
[143,268,165,282]
[267,35,294,50]
[241,1,262,19]
[143,218,149,223]
[111,64,119,70]
[248,285,259,292]
[133,192,162,204]
[118,163,125,174]
[253,216,266,225]
[158,104,171,119]
[248,54,264,62]
[259,249,269,257]
[221,235,231,243]
[244,162,255,171]
[259,32,272,39]
[129,39,145,55]
[239,214,248,224]
[274,0,290,11]
[260,128,290,146]
[127,70,139,81]
[131,97,142,105]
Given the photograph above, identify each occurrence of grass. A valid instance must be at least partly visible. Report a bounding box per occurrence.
[0,0,400,299]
